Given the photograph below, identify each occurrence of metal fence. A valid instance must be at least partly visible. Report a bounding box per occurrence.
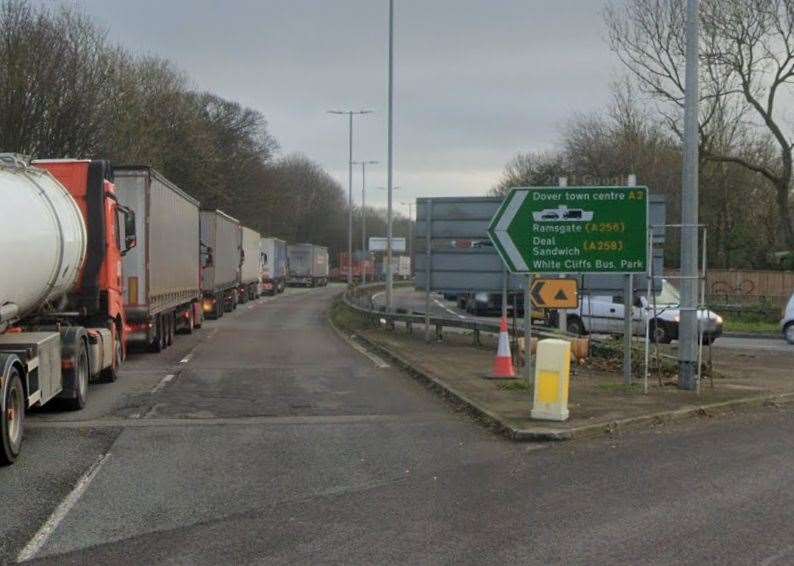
[343,283,557,345]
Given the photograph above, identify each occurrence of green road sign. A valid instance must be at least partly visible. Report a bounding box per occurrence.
[488,186,649,274]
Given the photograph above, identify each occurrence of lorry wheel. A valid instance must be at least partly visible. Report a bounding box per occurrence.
[1,368,24,465]
[63,345,89,411]
[101,335,122,383]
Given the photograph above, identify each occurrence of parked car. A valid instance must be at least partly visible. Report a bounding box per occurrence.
[564,279,723,345]
[457,292,518,316]
[456,291,545,321]
[782,293,794,344]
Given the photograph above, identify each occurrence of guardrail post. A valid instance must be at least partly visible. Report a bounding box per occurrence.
[473,328,481,346]
[435,323,443,341]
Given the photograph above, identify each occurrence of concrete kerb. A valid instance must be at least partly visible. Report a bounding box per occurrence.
[330,291,794,442]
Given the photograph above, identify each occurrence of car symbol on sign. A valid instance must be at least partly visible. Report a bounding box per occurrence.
[533,205,594,222]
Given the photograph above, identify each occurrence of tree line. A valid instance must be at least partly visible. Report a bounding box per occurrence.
[0,0,409,261]
[494,0,794,270]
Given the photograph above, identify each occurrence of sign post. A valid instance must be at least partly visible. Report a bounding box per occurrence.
[524,275,532,384]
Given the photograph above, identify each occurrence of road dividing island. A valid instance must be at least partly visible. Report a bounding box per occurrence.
[335,283,794,441]
[531,340,571,421]
[486,316,516,379]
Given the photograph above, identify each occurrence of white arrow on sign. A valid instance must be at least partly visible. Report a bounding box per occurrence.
[489,190,530,272]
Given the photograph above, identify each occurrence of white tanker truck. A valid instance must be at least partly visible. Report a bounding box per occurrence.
[0,155,136,464]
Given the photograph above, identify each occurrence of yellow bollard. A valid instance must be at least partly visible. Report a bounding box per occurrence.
[531,339,571,421]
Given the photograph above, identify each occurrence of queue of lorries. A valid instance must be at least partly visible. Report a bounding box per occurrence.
[0,155,329,464]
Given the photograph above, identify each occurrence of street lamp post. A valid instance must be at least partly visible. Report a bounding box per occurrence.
[679,0,700,390]
[386,0,395,310]
[327,109,373,286]
[353,160,379,284]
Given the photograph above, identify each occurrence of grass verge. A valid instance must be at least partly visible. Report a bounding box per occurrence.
[723,319,780,334]
[328,293,377,333]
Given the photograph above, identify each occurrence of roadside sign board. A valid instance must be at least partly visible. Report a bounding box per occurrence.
[488,187,649,274]
[369,236,406,253]
[530,278,579,309]
[415,195,664,295]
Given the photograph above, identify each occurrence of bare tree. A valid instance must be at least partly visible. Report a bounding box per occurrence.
[490,151,567,195]
[605,0,794,249]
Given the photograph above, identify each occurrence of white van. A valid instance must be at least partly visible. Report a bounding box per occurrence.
[563,279,723,345]
[782,293,794,344]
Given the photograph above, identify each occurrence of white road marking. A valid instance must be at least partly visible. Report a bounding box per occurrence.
[179,353,193,364]
[348,338,390,369]
[17,453,110,563]
[372,291,385,302]
[150,374,176,394]
[433,298,466,320]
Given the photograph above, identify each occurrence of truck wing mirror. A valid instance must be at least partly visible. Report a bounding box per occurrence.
[118,205,137,256]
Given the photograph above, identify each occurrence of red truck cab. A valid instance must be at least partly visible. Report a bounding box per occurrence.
[33,160,137,370]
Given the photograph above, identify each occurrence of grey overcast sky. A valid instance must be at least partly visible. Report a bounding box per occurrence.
[67,0,622,212]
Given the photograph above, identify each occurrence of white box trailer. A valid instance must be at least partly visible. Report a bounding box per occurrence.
[239,226,262,302]
[115,167,202,351]
[381,256,412,280]
[287,244,329,287]
[200,209,242,318]
[260,237,288,294]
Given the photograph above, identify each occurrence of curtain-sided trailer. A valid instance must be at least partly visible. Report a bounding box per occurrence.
[200,210,242,318]
[239,226,263,302]
[287,244,329,287]
[115,167,203,352]
[260,237,288,295]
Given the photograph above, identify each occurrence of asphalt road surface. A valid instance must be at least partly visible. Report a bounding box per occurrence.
[3,285,794,564]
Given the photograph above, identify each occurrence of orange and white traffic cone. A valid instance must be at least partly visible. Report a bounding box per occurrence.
[487,316,516,379]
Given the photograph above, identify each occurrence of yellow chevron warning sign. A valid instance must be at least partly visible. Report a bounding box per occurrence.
[530,278,579,309]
